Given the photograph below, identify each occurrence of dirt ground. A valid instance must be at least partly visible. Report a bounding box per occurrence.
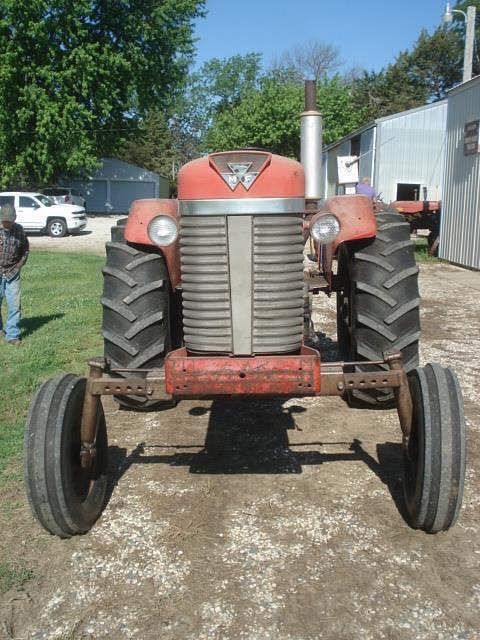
[1,220,479,639]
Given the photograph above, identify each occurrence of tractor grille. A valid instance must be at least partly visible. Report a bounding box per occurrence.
[180,214,304,354]
[252,216,304,353]
[181,216,232,352]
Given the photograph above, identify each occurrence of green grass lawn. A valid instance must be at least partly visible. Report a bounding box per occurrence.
[414,234,439,262]
[0,251,104,480]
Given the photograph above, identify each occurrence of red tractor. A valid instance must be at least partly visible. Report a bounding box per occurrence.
[24,82,466,538]
[390,199,441,256]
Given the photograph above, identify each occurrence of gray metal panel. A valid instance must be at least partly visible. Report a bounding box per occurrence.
[180,216,233,352]
[358,128,375,183]
[252,216,304,353]
[95,157,163,182]
[324,143,351,198]
[375,102,447,202]
[68,158,168,213]
[180,213,304,355]
[179,197,305,216]
[70,179,107,213]
[110,180,156,214]
[227,216,253,354]
[440,77,480,269]
[323,128,376,198]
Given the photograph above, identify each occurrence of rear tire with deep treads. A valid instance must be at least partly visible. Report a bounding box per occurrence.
[102,229,171,409]
[337,210,420,407]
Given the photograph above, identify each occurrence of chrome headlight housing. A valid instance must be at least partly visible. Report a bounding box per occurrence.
[310,214,341,244]
[148,215,178,246]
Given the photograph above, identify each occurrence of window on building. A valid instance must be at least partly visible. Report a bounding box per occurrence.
[396,183,421,201]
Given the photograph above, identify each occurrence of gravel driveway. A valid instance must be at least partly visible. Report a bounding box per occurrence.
[1,223,479,639]
[27,215,124,255]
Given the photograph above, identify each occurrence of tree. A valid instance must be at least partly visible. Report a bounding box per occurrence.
[351,59,428,123]
[350,25,464,123]
[408,27,463,99]
[115,109,177,185]
[270,40,341,83]
[181,53,263,148]
[0,0,205,188]
[117,53,264,179]
[205,76,364,157]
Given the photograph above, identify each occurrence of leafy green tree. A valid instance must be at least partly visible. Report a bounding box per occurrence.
[205,76,364,157]
[350,25,463,123]
[0,0,205,188]
[408,27,463,99]
[115,109,176,184]
[182,53,263,148]
[351,59,428,123]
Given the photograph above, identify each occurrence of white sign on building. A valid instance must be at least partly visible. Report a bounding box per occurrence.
[337,156,359,194]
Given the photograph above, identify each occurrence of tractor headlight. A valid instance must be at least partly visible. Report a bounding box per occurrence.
[311,214,341,244]
[148,215,178,246]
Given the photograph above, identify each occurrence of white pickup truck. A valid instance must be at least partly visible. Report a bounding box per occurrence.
[0,191,87,237]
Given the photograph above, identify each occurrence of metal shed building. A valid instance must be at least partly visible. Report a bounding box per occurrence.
[323,101,447,203]
[69,158,169,214]
[440,76,480,269]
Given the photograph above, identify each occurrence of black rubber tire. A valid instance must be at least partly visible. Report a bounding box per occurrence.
[337,210,420,407]
[47,218,67,238]
[403,364,466,533]
[102,230,171,409]
[24,374,108,538]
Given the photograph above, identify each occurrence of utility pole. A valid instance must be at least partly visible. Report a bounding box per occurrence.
[463,5,476,83]
[443,3,477,83]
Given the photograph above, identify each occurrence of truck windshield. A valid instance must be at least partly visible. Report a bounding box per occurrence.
[35,194,54,207]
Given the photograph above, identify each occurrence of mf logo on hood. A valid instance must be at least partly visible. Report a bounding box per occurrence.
[210,152,271,191]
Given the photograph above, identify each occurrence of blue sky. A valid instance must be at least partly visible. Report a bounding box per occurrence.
[193,0,448,73]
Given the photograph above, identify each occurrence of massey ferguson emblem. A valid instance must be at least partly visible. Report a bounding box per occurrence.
[210,152,271,191]
[221,163,258,190]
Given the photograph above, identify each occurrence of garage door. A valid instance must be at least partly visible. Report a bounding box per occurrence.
[110,181,156,214]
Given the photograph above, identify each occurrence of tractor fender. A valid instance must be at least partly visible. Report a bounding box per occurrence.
[324,195,378,254]
[124,198,181,289]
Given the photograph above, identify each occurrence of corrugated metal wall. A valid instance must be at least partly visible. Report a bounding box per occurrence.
[440,77,480,269]
[323,133,376,199]
[69,158,169,214]
[358,128,375,184]
[375,102,447,202]
[323,140,351,198]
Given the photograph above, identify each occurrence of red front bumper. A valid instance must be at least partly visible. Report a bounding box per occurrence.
[164,346,321,397]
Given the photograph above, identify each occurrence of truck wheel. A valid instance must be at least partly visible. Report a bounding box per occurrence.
[337,210,420,407]
[24,375,108,538]
[47,218,67,237]
[403,364,466,533]
[102,230,172,409]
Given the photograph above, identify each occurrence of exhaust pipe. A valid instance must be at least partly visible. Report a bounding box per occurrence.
[300,80,323,204]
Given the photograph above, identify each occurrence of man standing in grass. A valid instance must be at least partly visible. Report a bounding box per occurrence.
[0,203,29,346]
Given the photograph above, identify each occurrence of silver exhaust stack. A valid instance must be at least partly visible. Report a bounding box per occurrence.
[300,80,323,204]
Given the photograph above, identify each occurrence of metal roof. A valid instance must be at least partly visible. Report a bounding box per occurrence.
[323,100,447,152]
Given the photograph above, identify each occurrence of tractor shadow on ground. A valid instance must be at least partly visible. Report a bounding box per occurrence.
[106,402,407,521]
[305,330,339,362]
[105,332,407,519]
[71,229,92,236]
[21,313,64,338]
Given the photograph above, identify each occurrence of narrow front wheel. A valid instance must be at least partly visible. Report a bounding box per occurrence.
[24,375,108,538]
[403,364,466,533]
